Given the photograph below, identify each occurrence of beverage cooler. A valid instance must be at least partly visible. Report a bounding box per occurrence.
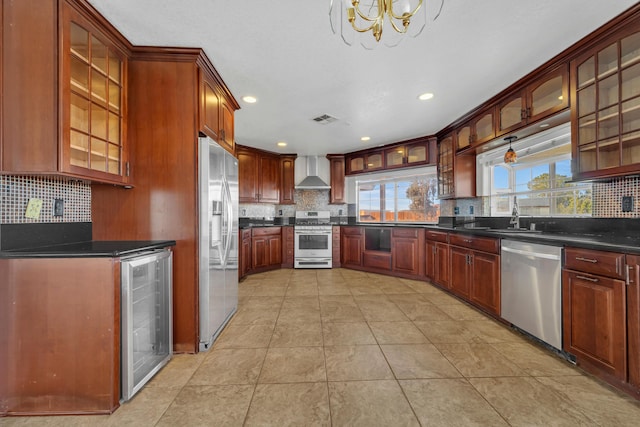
[120,249,173,401]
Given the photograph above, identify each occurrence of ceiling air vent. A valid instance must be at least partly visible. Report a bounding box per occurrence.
[312,114,338,124]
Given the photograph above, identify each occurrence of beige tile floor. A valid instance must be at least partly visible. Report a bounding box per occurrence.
[4,268,640,426]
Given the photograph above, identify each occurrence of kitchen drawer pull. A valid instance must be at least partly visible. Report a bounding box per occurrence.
[575,256,598,263]
[576,275,599,283]
[464,239,472,243]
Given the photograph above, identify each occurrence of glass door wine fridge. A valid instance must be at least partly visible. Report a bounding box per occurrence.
[120,249,173,401]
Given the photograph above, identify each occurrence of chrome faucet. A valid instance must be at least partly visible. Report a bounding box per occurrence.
[510,196,520,229]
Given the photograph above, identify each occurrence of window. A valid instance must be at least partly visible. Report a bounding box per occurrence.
[477,124,592,217]
[356,168,440,223]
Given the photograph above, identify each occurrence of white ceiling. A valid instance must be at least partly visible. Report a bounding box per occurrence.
[88,0,637,156]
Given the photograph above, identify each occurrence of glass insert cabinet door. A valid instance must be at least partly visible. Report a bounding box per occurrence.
[574,30,640,175]
[67,17,124,177]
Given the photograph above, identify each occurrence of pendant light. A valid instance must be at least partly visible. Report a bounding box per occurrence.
[504,136,518,164]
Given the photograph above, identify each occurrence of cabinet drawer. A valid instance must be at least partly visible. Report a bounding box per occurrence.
[363,251,391,270]
[564,247,625,279]
[342,226,363,236]
[425,230,448,243]
[450,233,499,254]
[252,227,282,237]
[392,228,420,238]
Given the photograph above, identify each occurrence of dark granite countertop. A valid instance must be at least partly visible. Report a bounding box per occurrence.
[0,240,176,258]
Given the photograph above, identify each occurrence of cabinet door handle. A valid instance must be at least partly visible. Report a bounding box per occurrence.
[627,265,635,285]
[526,107,531,118]
[125,161,130,177]
[575,256,598,263]
[520,109,526,120]
[463,239,472,243]
[576,275,599,283]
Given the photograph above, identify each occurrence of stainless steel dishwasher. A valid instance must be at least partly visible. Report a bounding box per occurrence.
[501,239,563,350]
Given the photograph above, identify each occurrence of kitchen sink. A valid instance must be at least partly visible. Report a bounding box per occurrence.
[491,228,542,234]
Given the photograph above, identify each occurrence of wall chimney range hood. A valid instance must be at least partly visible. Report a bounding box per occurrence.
[295,156,330,190]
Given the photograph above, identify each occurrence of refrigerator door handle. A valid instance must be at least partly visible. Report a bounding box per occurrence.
[223,176,233,265]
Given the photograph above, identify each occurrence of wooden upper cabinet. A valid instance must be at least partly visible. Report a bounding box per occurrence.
[2,0,130,185]
[327,154,346,204]
[200,71,236,154]
[456,109,496,152]
[279,155,296,204]
[347,150,383,174]
[200,76,220,142]
[572,27,640,180]
[385,139,430,169]
[498,65,568,136]
[237,145,283,203]
[437,134,455,199]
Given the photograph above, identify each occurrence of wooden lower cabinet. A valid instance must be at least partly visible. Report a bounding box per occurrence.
[562,269,627,380]
[450,246,471,298]
[281,226,294,268]
[469,251,500,315]
[341,227,363,267]
[332,226,341,268]
[433,242,450,288]
[240,228,252,279]
[251,227,282,271]
[628,254,640,388]
[0,257,120,415]
[391,228,423,277]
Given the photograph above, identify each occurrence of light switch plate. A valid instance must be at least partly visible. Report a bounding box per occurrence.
[622,196,634,212]
[25,198,43,219]
[53,198,64,217]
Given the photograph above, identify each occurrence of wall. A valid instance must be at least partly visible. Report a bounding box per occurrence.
[0,176,92,224]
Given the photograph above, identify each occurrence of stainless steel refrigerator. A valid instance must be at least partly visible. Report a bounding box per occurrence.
[198,136,239,351]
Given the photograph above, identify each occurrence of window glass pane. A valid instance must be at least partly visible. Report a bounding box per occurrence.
[358,183,380,222]
[384,182,395,221]
[555,160,572,187]
[529,164,550,190]
[493,166,509,190]
[515,168,530,193]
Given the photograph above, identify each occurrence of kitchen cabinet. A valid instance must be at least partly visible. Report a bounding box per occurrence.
[391,228,423,277]
[497,65,569,136]
[627,254,640,388]
[200,74,235,155]
[237,146,280,203]
[562,247,627,380]
[385,139,430,169]
[363,227,392,270]
[448,234,500,315]
[437,134,475,199]
[1,257,121,415]
[281,226,294,268]
[327,154,346,204]
[346,150,384,174]
[341,226,363,267]
[2,0,130,185]
[572,27,640,179]
[425,230,449,288]
[240,228,252,279]
[91,48,239,354]
[251,227,282,271]
[456,108,496,151]
[279,155,297,204]
[332,226,341,268]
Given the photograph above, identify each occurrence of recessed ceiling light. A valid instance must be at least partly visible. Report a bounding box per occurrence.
[539,123,550,128]
[361,136,370,142]
[242,95,257,104]
[276,141,287,147]
[418,92,434,101]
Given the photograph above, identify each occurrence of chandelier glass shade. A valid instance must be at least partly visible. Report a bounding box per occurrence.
[330,0,427,48]
[504,136,518,164]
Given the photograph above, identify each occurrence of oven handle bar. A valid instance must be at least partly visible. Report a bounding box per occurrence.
[294,230,332,235]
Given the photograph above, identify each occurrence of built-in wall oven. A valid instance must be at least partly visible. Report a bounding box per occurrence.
[294,211,332,268]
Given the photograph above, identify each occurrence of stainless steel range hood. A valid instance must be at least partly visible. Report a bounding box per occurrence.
[295,156,330,189]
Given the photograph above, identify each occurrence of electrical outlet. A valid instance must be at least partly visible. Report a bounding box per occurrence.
[622,196,634,212]
[454,206,460,215]
[469,206,474,215]
[53,198,64,217]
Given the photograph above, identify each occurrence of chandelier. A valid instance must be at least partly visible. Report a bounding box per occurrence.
[330,0,437,48]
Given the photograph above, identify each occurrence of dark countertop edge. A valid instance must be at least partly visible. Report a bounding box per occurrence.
[0,240,176,259]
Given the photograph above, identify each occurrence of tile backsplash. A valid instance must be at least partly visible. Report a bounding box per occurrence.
[0,176,91,224]
[240,190,348,218]
[592,176,640,218]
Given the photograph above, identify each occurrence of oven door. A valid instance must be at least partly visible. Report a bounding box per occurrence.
[294,228,332,258]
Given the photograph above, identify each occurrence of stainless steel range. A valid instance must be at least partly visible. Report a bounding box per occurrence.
[294,211,332,268]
